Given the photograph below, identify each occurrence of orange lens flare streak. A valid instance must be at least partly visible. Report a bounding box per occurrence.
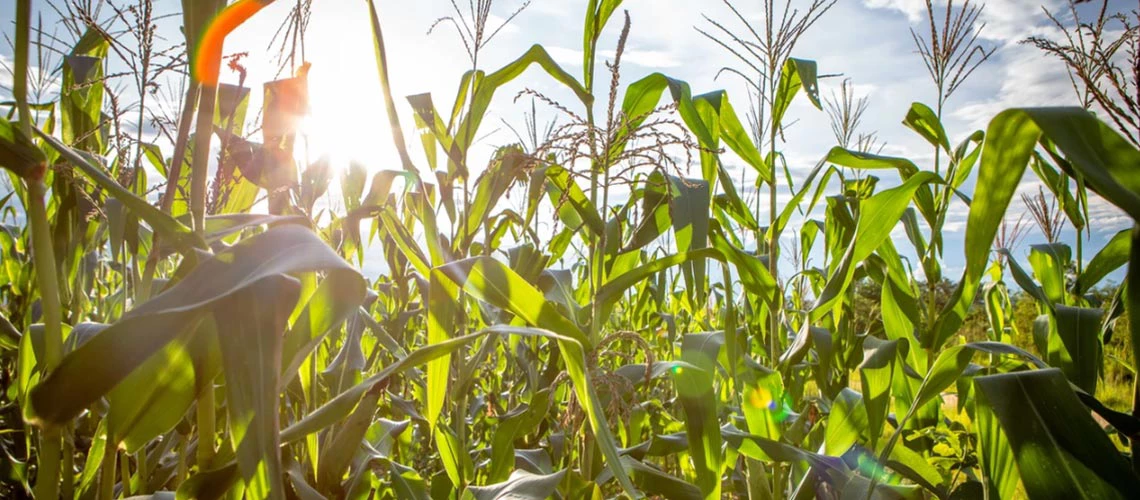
[193,0,273,86]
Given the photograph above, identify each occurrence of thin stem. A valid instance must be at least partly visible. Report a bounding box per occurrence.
[197,383,216,467]
[61,431,75,499]
[190,84,217,235]
[585,29,601,346]
[190,36,221,470]
[140,81,200,300]
[767,74,780,364]
[35,427,62,500]
[136,445,149,494]
[17,0,64,497]
[118,449,132,496]
[173,433,187,487]
[160,82,200,215]
[1128,224,1140,474]
[98,430,117,500]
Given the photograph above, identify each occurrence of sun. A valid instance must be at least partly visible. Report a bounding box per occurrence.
[296,64,396,176]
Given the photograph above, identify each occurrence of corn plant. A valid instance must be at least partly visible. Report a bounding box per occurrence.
[2,0,1140,499]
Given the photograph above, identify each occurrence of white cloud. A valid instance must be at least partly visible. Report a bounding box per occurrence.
[485,14,521,36]
[0,54,60,99]
[951,43,1078,131]
[862,0,927,22]
[0,54,11,92]
[1084,194,1131,234]
[545,46,681,69]
[862,0,1067,42]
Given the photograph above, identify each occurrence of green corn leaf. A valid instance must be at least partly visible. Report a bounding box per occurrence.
[903,102,951,153]
[583,0,623,90]
[772,58,821,130]
[812,171,939,318]
[28,225,361,426]
[1028,243,1071,306]
[1045,305,1104,395]
[1076,228,1131,294]
[430,261,642,496]
[463,146,529,243]
[279,268,367,389]
[471,326,640,498]
[822,147,938,223]
[106,319,211,453]
[595,248,723,318]
[389,461,430,500]
[1030,152,1086,231]
[36,130,205,254]
[618,74,769,184]
[438,257,589,346]
[673,332,724,499]
[609,456,702,500]
[280,332,493,445]
[376,209,431,276]
[825,388,869,456]
[367,0,419,176]
[709,224,779,308]
[407,93,456,174]
[974,369,1140,499]
[488,391,552,483]
[435,424,473,489]
[75,419,106,496]
[858,337,908,450]
[539,165,605,237]
[952,130,985,190]
[315,370,384,491]
[1000,249,1052,310]
[637,171,713,303]
[934,107,1140,351]
[722,425,848,484]
[974,377,1019,500]
[907,342,1046,425]
[465,469,567,500]
[0,117,45,179]
[177,462,241,500]
[455,45,591,161]
[214,275,299,500]
[160,214,309,257]
[60,30,108,153]
[424,269,458,431]
[625,174,670,252]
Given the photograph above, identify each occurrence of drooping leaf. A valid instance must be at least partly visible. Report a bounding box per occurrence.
[0,117,45,179]
[36,130,204,255]
[772,58,821,130]
[903,102,951,153]
[465,469,567,500]
[214,276,300,500]
[29,226,361,425]
[974,369,1140,499]
[673,332,723,499]
[1076,228,1131,294]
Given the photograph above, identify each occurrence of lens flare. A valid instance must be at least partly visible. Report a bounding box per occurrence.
[748,387,793,422]
[855,453,895,484]
[193,0,273,86]
[748,386,773,410]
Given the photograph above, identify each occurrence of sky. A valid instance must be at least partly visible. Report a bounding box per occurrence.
[0,0,1134,284]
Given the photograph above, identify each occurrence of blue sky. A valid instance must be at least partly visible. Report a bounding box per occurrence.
[1,0,1133,284]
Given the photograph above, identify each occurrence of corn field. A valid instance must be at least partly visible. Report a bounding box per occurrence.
[1,0,1139,498]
